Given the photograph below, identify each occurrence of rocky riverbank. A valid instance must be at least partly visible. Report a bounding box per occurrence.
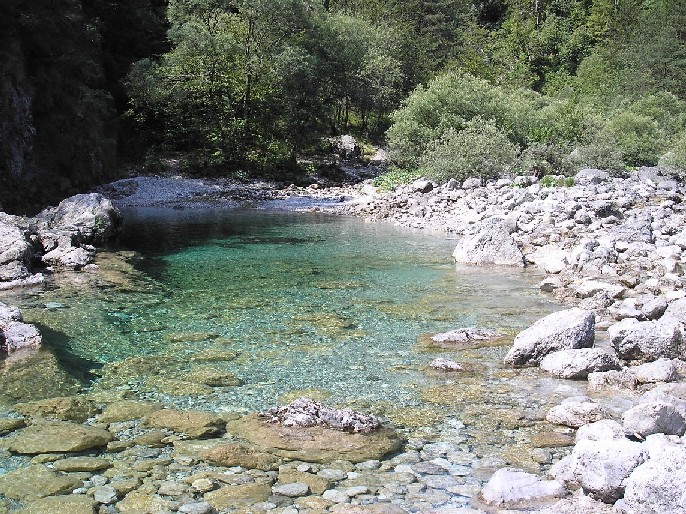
[0,167,685,514]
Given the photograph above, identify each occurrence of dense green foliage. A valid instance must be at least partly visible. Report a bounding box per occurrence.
[2,0,686,210]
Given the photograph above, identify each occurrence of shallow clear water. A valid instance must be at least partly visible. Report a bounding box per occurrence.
[1,209,565,428]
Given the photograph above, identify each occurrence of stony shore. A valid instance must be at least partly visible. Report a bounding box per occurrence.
[0,168,685,514]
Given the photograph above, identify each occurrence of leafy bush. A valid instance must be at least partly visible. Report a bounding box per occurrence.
[372,167,422,191]
[568,131,626,175]
[539,175,575,187]
[517,142,572,177]
[387,70,545,168]
[420,118,518,183]
[602,110,665,166]
[659,131,686,181]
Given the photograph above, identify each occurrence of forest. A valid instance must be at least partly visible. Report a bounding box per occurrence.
[1,0,686,212]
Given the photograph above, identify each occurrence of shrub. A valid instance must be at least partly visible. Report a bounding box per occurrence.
[539,175,575,187]
[518,142,572,177]
[568,131,626,175]
[372,167,422,191]
[387,70,544,168]
[602,110,665,166]
[659,131,686,181]
[420,118,518,183]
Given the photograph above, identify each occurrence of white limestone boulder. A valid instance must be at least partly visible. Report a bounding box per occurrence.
[504,308,595,367]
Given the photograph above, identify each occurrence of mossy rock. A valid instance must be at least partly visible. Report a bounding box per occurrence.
[52,456,111,472]
[2,420,112,454]
[0,417,25,435]
[203,483,273,510]
[98,400,163,423]
[14,396,98,422]
[0,465,84,501]
[16,494,95,514]
[202,443,279,471]
[186,367,242,387]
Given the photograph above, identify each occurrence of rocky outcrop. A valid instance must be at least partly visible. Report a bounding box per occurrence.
[0,193,122,289]
[452,218,524,267]
[0,301,41,354]
[504,308,595,366]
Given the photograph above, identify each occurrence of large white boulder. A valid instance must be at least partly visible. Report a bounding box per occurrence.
[453,218,524,267]
[621,445,686,514]
[540,348,620,379]
[504,308,595,367]
[608,317,682,363]
[546,396,610,429]
[576,420,625,443]
[622,401,686,438]
[549,438,648,503]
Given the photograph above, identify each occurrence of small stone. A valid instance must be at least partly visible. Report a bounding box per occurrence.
[191,478,216,493]
[93,485,118,504]
[158,481,188,497]
[178,502,214,514]
[322,489,349,503]
[272,482,309,497]
[318,468,348,481]
[345,486,370,496]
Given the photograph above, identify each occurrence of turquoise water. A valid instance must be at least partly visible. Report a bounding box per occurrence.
[1,208,559,424]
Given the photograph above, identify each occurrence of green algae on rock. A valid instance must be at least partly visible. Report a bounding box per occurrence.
[0,465,84,501]
[1,420,112,454]
[13,396,98,422]
[97,400,163,423]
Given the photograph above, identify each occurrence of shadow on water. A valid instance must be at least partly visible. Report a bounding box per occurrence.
[34,323,103,384]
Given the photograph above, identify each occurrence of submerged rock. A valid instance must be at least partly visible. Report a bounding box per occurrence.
[143,409,225,438]
[227,412,402,464]
[428,327,503,348]
[14,395,98,422]
[17,494,96,514]
[504,308,595,367]
[0,465,84,501]
[202,442,280,470]
[2,420,112,454]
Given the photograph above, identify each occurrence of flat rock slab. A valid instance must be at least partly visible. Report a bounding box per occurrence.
[425,327,504,349]
[2,420,112,454]
[16,494,96,514]
[0,465,83,501]
[203,483,272,510]
[202,442,280,470]
[52,456,112,472]
[227,414,403,464]
[98,400,162,423]
[143,409,225,438]
[14,396,98,422]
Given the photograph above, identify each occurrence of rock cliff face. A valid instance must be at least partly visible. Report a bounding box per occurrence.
[0,0,168,215]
